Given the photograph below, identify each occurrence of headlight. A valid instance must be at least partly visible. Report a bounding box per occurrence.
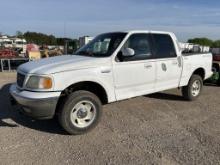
[26,76,53,89]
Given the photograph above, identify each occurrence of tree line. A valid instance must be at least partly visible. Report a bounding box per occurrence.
[16,31,78,51]
[188,38,220,47]
[14,31,220,48]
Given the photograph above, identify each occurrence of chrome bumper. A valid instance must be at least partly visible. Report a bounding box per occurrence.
[10,84,61,119]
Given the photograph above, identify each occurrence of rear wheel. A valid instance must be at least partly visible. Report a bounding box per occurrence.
[58,90,102,135]
[182,75,203,101]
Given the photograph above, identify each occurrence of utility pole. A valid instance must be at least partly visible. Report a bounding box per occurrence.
[64,22,68,54]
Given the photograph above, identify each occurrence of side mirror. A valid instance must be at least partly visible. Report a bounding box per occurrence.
[121,48,135,57]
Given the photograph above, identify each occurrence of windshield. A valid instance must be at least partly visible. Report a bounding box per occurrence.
[75,32,127,57]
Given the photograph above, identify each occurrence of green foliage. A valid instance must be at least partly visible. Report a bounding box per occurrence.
[56,38,79,52]
[69,39,79,51]
[23,31,57,45]
[16,31,23,38]
[23,32,78,50]
[56,38,65,45]
[212,40,220,48]
[188,38,213,47]
[11,31,220,49]
[188,38,220,48]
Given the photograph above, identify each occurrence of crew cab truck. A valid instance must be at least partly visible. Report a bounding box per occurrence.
[10,31,213,135]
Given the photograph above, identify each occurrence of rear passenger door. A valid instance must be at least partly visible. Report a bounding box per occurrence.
[152,34,182,91]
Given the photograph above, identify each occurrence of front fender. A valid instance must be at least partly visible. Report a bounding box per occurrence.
[52,68,116,103]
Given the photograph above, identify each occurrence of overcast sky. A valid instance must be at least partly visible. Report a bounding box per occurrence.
[1,0,220,41]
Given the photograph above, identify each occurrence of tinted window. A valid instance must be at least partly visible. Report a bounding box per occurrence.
[152,34,176,58]
[118,33,153,62]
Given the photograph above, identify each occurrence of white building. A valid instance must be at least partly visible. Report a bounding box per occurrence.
[12,38,27,49]
[0,35,27,49]
[0,36,13,48]
[79,36,93,48]
[0,35,27,55]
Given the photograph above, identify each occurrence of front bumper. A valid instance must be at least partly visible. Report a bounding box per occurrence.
[10,84,61,119]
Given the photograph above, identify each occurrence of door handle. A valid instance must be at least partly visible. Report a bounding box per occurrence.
[101,67,111,73]
[144,64,152,69]
[172,61,178,65]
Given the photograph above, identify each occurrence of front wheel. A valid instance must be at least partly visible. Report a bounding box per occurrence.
[58,90,102,135]
[182,75,203,101]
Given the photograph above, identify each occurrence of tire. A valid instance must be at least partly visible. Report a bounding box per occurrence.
[58,90,102,135]
[182,75,203,101]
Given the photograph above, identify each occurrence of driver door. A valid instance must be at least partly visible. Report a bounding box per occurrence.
[113,33,156,101]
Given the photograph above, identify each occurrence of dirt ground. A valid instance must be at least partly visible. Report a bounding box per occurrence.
[0,72,220,165]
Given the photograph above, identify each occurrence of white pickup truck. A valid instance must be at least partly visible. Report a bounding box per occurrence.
[10,31,213,134]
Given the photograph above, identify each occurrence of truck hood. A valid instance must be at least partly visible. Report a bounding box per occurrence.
[18,55,110,74]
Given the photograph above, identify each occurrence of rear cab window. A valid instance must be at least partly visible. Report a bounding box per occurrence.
[152,34,177,59]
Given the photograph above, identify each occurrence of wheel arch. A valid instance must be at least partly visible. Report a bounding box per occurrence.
[57,81,109,105]
[192,67,205,80]
[55,80,110,115]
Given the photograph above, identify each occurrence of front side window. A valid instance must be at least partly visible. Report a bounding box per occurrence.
[117,33,153,62]
[75,32,127,57]
[152,34,176,58]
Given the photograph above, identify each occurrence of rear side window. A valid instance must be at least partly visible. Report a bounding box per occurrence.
[152,34,176,58]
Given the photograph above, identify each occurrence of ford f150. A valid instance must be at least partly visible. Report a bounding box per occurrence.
[10,31,213,134]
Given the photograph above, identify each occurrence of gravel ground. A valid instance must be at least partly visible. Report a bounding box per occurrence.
[0,72,220,165]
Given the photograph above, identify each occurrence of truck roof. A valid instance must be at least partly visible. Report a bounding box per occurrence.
[107,30,174,35]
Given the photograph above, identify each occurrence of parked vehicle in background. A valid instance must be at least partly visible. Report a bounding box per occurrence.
[210,48,220,86]
[10,30,213,135]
